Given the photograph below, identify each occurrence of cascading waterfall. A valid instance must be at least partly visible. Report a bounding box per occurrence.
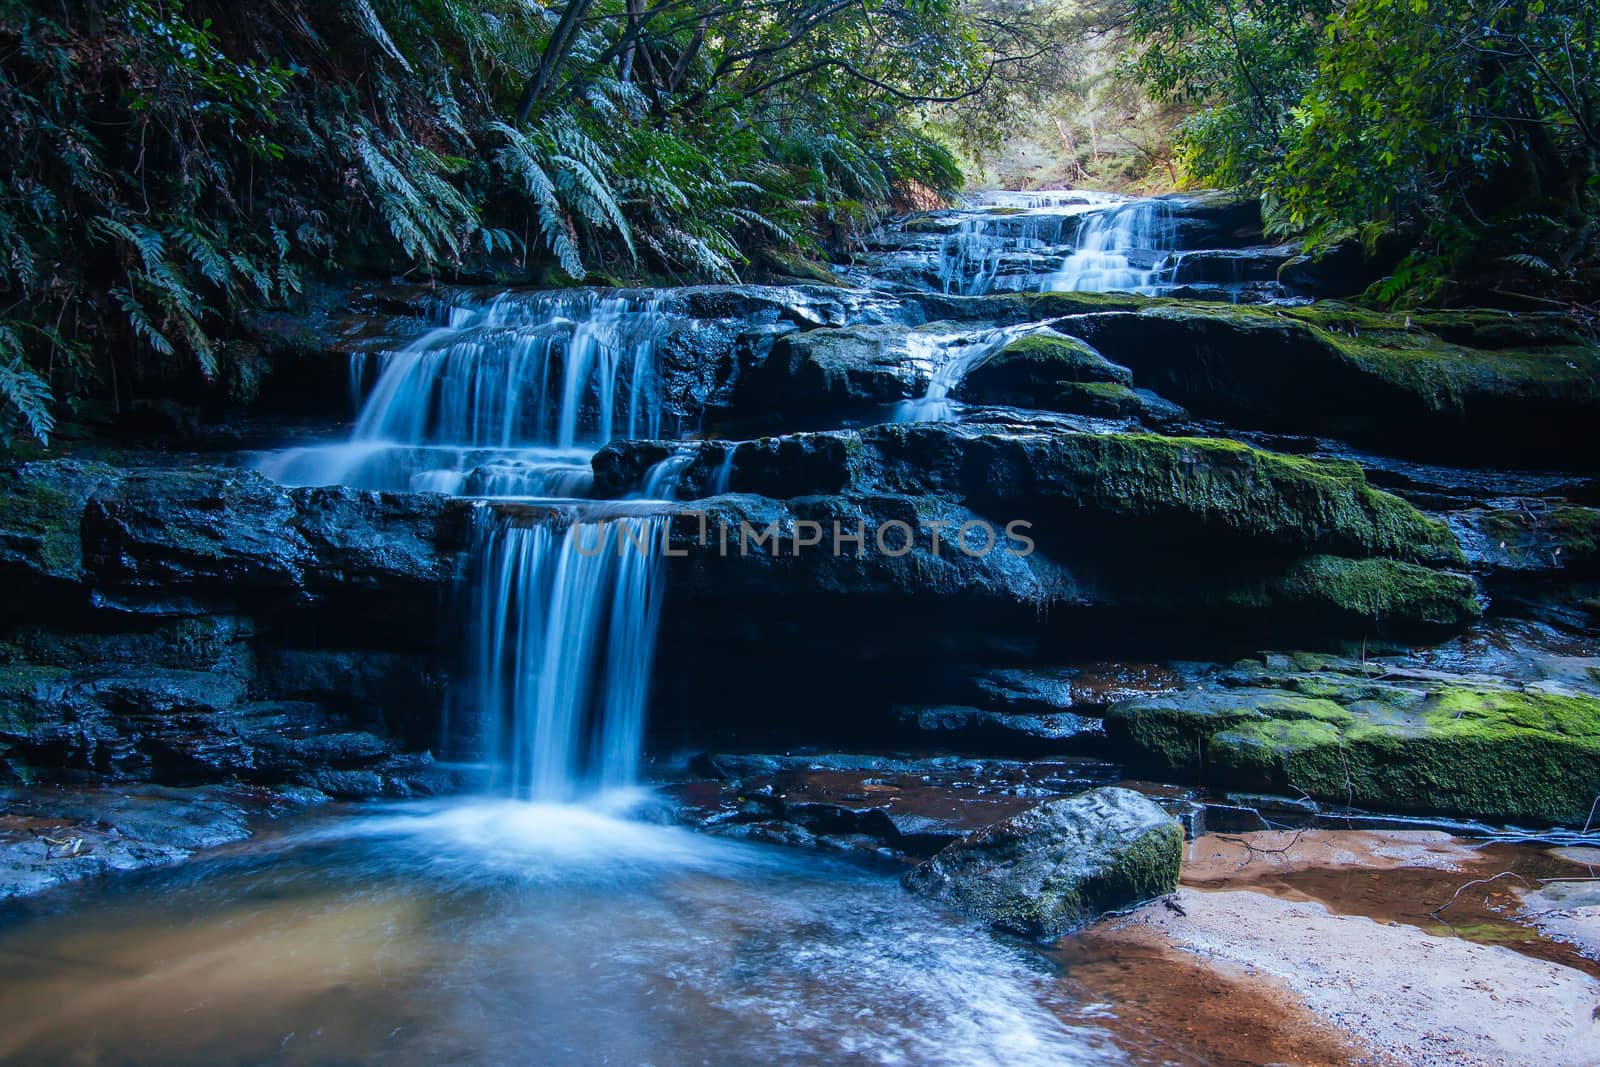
[1046,198,1178,294]
[257,289,677,801]
[936,214,1072,296]
[258,290,670,496]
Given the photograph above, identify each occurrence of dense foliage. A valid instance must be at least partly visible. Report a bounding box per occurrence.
[0,0,1027,442]
[1124,0,1599,306]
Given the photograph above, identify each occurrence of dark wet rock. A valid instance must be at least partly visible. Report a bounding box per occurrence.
[1450,504,1600,577]
[903,786,1183,939]
[0,460,470,793]
[0,783,320,899]
[1157,190,1264,249]
[644,423,1466,568]
[892,705,1103,752]
[680,754,1124,856]
[954,332,1142,418]
[1062,303,1600,469]
[1170,245,1299,287]
[941,662,1189,718]
[734,322,919,415]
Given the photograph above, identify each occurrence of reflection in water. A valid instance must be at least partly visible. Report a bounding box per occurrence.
[0,800,1124,1066]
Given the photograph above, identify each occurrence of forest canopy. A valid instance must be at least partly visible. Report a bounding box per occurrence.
[0,0,1044,442]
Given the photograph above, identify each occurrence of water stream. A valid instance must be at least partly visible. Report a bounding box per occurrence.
[0,801,1123,1066]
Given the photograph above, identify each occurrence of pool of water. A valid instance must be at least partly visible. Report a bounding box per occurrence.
[0,797,1126,1066]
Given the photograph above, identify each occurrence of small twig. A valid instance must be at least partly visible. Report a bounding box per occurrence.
[1429,871,1531,918]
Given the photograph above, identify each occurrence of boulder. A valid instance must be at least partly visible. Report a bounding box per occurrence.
[734,322,918,415]
[956,332,1133,412]
[902,786,1183,938]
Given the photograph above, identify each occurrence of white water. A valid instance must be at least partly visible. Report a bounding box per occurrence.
[1046,199,1177,295]
[257,291,677,800]
[895,324,1041,423]
[258,291,671,496]
[936,214,1074,296]
[0,799,1126,1066]
[469,514,668,801]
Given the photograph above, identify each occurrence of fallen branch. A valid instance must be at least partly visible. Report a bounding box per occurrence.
[1215,828,1310,867]
[1429,870,1530,918]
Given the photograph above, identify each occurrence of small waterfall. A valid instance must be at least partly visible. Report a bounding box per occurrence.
[936,214,1073,296]
[469,510,668,801]
[636,449,696,501]
[895,326,1034,423]
[1046,199,1178,294]
[709,449,737,495]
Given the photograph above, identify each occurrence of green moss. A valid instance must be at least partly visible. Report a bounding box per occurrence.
[0,462,115,581]
[1197,685,1600,824]
[1267,556,1481,628]
[1028,432,1466,566]
[1051,382,1145,417]
[1105,691,1350,770]
[993,332,1128,382]
[758,250,845,287]
[1075,819,1184,919]
[1139,301,1599,416]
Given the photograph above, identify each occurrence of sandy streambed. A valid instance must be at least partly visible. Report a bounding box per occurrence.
[1058,830,1600,1066]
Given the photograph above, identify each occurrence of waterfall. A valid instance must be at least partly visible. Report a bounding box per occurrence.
[257,290,670,496]
[636,449,696,501]
[935,214,1073,296]
[1046,199,1178,294]
[469,510,668,801]
[258,289,679,801]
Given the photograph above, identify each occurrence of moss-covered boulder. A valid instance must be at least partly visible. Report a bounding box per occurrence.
[903,786,1183,939]
[859,426,1467,567]
[1225,556,1482,630]
[1066,302,1600,469]
[1108,677,1600,825]
[958,331,1132,405]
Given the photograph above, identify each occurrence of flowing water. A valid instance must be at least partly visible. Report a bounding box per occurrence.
[0,801,1125,1066]
[1044,199,1178,296]
[844,190,1189,298]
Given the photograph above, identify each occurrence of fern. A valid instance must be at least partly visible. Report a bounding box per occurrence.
[0,326,55,444]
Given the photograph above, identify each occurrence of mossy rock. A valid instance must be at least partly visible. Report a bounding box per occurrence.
[0,461,117,582]
[754,250,846,287]
[903,786,1183,939]
[1050,381,1149,418]
[1068,301,1600,469]
[1242,556,1482,630]
[957,331,1132,412]
[1113,682,1600,825]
